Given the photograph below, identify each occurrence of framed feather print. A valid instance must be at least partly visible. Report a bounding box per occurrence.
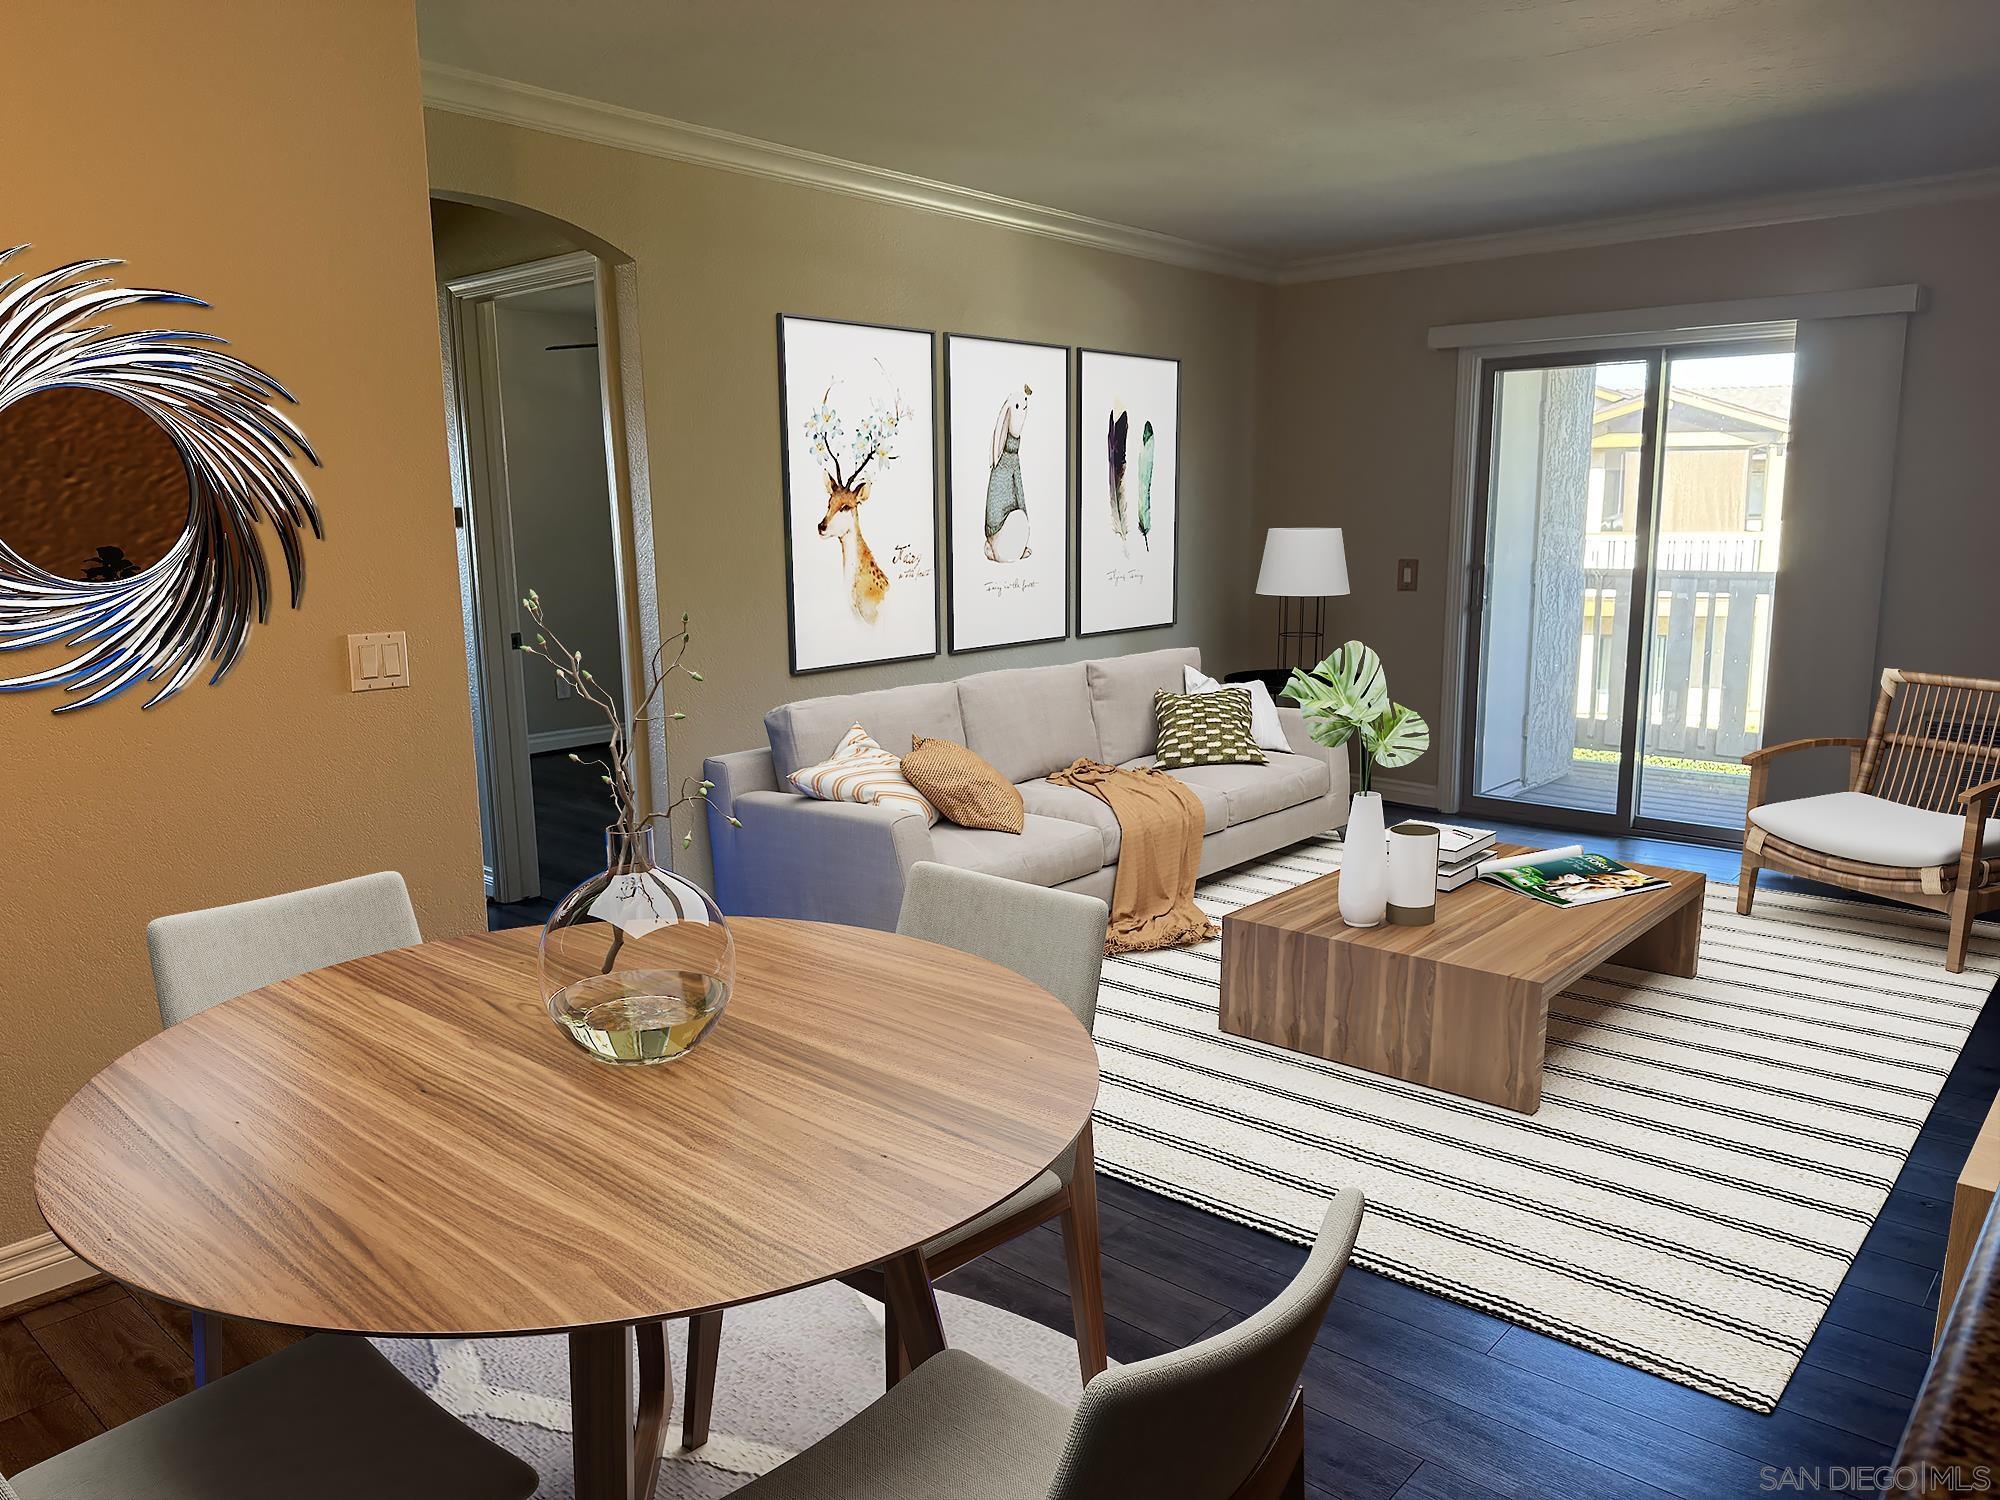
[777,315,939,675]
[944,334,1070,653]
[1076,348,1179,637]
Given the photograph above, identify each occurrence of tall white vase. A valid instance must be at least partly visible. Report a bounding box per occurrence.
[1339,790,1388,928]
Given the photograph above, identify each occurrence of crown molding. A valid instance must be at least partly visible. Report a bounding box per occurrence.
[1274,168,2000,284]
[420,64,2000,290]
[420,63,1273,283]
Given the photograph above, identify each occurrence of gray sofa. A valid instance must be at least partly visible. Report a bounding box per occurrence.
[703,646,1351,931]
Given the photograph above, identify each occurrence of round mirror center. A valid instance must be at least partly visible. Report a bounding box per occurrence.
[0,389,192,579]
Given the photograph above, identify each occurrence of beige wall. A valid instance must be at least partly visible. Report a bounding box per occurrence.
[1258,193,2000,798]
[426,112,1270,885]
[0,3,485,1245]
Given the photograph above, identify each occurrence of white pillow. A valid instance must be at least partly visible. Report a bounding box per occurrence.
[1184,666,1290,753]
[788,724,939,825]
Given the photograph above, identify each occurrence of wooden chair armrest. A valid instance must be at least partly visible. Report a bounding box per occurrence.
[1741,737,1866,766]
[1959,777,2000,811]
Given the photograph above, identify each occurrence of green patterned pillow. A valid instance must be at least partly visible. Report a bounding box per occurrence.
[1153,687,1268,770]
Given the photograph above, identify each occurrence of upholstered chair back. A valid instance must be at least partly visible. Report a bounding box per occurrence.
[896,861,1107,1184]
[146,871,422,1028]
[1046,1191,1364,1500]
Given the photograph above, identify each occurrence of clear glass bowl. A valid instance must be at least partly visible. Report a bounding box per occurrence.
[541,827,735,1065]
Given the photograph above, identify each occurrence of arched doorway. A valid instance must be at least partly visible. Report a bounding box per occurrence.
[430,196,662,925]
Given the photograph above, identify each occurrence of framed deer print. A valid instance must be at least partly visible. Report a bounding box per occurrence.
[1076,348,1179,636]
[777,315,939,675]
[944,334,1069,654]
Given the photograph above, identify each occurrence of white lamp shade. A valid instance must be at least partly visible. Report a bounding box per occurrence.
[1256,528,1349,597]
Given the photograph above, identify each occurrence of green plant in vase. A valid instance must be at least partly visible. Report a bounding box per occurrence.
[520,589,739,1065]
[1283,641,1430,927]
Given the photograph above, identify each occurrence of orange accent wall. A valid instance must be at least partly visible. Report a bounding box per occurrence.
[0,2,485,1245]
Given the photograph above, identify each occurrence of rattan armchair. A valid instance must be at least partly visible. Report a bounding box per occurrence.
[1739,669,2000,971]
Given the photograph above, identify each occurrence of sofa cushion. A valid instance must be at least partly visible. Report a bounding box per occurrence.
[957,662,1099,784]
[1087,647,1202,765]
[1114,760,1230,836]
[1019,779,1125,862]
[1749,791,2000,869]
[766,681,964,781]
[1167,752,1331,826]
[928,814,1105,887]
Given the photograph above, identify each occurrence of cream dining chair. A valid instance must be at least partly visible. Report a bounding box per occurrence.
[726,1190,1364,1500]
[143,870,424,1382]
[660,861,1112,1452]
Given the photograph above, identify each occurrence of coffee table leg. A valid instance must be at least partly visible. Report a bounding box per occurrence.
[571,1325,636,1500]
[880,1250,947,1376]
[1610,889,1704,978]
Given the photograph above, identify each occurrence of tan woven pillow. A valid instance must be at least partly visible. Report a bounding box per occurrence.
[903,735,1024,834]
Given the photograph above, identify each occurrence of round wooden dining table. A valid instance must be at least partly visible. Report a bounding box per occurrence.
[35,917,1100,1500]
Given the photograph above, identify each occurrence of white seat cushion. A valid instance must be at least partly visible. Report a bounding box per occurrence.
[1749,791,2000,869]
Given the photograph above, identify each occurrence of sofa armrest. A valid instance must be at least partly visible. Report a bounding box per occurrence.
[704,788,935,931]
[1277,706,1352,825]
[703,748,779,825]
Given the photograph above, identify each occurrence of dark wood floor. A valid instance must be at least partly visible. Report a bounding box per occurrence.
[9,802,1984,1496]
[488,746,622,930]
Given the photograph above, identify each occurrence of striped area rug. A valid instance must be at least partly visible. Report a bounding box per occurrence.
[1090,834,2000,1411]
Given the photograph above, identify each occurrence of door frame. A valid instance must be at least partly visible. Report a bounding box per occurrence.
[440,251,639,902]
[1446,329,1795,846]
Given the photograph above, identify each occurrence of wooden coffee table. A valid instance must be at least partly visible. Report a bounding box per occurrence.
[1218,845,1704,1113]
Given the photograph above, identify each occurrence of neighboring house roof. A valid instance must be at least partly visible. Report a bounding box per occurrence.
[1591,383,1790,439]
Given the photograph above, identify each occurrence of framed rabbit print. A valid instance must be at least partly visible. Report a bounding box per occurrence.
[943,334,1070,653]
[777,315,939,675]
[1076,347,1179,636]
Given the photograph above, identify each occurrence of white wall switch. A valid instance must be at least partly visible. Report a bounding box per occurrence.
[348,631,411,692]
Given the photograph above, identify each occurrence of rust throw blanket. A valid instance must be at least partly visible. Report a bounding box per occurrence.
[1048,758,1219,954]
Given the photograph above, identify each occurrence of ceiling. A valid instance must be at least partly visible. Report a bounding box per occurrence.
[416,0,2000,265]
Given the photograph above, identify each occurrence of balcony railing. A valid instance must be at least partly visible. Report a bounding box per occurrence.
[1573,564,1775,762]
[1582,531,1769,573]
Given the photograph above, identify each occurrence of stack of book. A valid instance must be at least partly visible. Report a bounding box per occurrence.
[1413,822,1498,891]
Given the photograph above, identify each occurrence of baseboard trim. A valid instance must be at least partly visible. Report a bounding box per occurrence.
[527,727,613,755]
[0,1232,91,1309]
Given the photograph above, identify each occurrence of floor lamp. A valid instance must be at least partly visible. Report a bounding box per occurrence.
[1257,527,1349,670]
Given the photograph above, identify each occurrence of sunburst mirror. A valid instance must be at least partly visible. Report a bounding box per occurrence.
[0,245,322,712]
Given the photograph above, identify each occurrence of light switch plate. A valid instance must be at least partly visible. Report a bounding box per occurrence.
[348,631,411,692]
[1397,558,1419,592]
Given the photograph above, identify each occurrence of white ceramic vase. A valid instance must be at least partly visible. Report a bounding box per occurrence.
[1339,790,1389,928]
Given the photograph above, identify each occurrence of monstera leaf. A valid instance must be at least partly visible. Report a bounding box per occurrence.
[1362,702,1431,769]
[1283,640,1390,750]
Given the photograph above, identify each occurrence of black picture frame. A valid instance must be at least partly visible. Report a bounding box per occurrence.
[775,313,941,676]
[1074,347,1181,639]
[942,332,1072,656]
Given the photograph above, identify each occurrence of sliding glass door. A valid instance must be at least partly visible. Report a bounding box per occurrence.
[1462,341,1794,839]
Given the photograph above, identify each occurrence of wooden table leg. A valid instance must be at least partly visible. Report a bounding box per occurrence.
[634,1322,672,1500]
[682,1310,721,1450]
[879,1250,946,1378]
[570,1325,636,1500]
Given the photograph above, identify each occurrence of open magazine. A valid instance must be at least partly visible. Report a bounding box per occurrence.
[1480,851,1669,908]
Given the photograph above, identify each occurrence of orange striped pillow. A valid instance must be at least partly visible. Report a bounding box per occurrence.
[787,724,939,825]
